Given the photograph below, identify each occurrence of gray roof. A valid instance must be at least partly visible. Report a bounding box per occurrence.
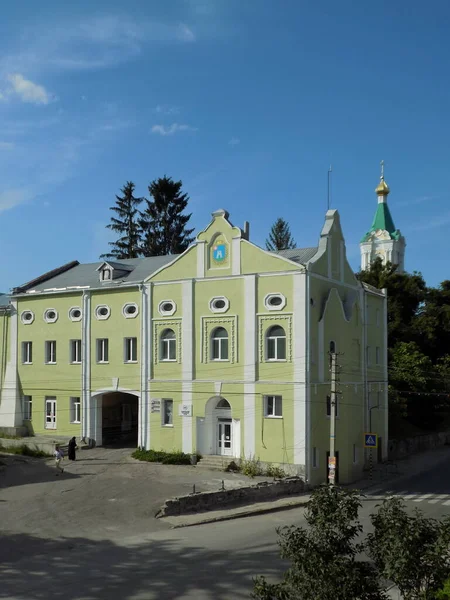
[273,247,318,264]
[16,256,177,294]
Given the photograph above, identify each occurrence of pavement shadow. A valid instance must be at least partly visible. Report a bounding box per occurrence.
[0,458,81,489]
[0,532,284,599]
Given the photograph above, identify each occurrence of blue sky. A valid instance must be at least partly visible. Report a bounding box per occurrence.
[1,0,449,291]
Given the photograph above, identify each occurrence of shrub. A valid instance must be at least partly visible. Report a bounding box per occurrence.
[265,464,287,479]
[132,448,200,465]
[240,457,264,478]
[0,443,50,458]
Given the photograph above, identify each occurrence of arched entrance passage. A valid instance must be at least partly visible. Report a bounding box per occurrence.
[92,391,139,447]
[196,396,240,457]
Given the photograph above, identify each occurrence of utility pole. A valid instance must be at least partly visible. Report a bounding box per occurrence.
[328,350,338,485]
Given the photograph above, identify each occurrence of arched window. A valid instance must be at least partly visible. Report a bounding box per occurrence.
[216,397,231,409]
[161,329,176,361]
[211,327,229,361]
[266,325,286,361]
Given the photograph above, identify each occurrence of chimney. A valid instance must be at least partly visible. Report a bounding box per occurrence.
[243,221,250,240]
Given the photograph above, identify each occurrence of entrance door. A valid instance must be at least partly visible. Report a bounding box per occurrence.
[326,450,339,484]
[217,419,232,456]
[45,398,57,429]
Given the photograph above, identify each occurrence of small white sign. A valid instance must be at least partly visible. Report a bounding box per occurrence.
[179,403,192,417]
[151,399,161,413]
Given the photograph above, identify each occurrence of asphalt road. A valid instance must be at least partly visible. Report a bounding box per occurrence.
[1,454,450,600]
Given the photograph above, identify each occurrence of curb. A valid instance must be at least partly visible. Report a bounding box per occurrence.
[168,498,310,529]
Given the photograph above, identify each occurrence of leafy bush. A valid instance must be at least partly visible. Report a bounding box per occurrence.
[0,443,50,458]
[265,464,287,479]
[239,457,264,478]
[436,578,450,599]
[132,448,200,465]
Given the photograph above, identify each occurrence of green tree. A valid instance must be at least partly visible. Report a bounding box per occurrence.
[101,181,142,259]
[252,485,386,600]
[414,281,450,362]
[367,496,450,599]
[139,176,194,257]
[266,217,296,252]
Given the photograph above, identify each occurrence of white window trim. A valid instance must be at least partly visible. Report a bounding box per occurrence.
[23,395,32,421]
[95,305,111,321]
[101,267,113,282]
[122,303,139,319]
[124,337,138,363]
[45,341,57,365]
[160,331,177,362]
[96,338,109,363]
[70,397,81,424]
[162,398,174,427]
[264,395,283,418]
[20,310,34,325]
[22,341,32,364]
[69,307,82,322]
[43,308,58,324]
[211,328,229,361]
[158,300,177,317]
[209,296,230,314]
[266,328,287,362]
[264,293,287,312]
[45,397,57,430]
[70,339,82,364]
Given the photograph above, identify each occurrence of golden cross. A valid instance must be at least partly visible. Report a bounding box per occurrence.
[380,159,385,180]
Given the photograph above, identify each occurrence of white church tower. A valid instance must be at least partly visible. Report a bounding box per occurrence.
[360,161,406,272]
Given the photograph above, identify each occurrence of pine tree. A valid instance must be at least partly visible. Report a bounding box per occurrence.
[139,176,195,256]
[101,181,142,259]
[265,217,296,251]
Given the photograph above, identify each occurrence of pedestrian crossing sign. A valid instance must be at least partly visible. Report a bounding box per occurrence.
[364,433,378,448]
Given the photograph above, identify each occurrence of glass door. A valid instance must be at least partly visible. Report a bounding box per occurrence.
[217,419,232,456]
[45,398,57,429]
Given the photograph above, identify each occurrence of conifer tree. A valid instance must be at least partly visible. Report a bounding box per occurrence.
[101,181,142,259]
[265,217,296,252]
[139,176,194,256]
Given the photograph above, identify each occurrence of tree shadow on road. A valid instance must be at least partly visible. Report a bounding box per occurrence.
[0,531,284,600]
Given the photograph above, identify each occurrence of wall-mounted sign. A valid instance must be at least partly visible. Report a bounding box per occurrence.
[151,399,161,413]
[179,403,192,417]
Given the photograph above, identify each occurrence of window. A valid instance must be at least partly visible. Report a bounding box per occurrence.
[158,300,176,316]
[211,327,229,360]
[44,308,58,323]
[264,293,287,311]
[45,341,57,364]
[326,394,338,417]
[124,337,138,363]
[376,346,380,365]
[329,340,336,353]
[95,305,111,320]
[264,395,283,418]
[161,329,176,361]
[69,307,82,322]
[266,325,286,360]
[23,395,32,420]
[70,397,81,423]
[96,338,109,363]
[22,341,32,364]
[312,446,318,468]
[123,303,139,318]
[209,296,230,314]
[101,268,112,281]
[367,345,371,366]
[162,399,173,426]
[70,339,82,364]
[20,310,34,325]
[353,444,358,464]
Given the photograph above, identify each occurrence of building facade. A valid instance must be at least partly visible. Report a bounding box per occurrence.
[360,167,406,272]
[0,208,388,485]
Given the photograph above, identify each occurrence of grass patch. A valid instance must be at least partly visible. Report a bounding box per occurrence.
[0,443,50,458]
[0,433,23,440]
[132,448,201,465]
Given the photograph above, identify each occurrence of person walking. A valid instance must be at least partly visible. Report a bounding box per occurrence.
[54,444,64,475]
[68,437,78,461]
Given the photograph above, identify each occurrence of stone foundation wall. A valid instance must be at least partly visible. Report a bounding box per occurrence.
[388,431,450,461]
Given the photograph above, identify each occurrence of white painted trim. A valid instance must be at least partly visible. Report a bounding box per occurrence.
[305,271,311,483]
[308,270,361,292]
[293,273,306,466]
[144,243,197,282]
[182,280,193,381]
[139,284,150,448]
[0,300,19,426]
[244,274,256,458]
[232,237,241,275]
[197,240,206,278]
[81,291,91,441]
[182,382,193,453]
[318,318,324,383]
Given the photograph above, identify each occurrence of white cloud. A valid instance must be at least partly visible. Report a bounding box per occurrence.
[229,137,240,146]
[0,141,14,150]
[151,123,197,136]
[155,104,180,115]
[177,23,196,42]
[0,187,34,212]
[409,211,450,232]
[5,73,52,105]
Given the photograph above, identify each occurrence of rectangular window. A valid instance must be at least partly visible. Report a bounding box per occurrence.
[70,339,82,364]
[124,337,138,363]
[264,395,283,418]
[45,340,57,364]
[353,444,358,464]
[22,341,32,364]
[376,346,380,365]
[312,446,318,468]
[70,397,81,423]
[23,395,32,420]
[96,338,109,363]
[162,399,173,426]
[326,394,338,417]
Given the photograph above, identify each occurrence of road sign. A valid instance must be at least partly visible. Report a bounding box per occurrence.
[364,433,378,448]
